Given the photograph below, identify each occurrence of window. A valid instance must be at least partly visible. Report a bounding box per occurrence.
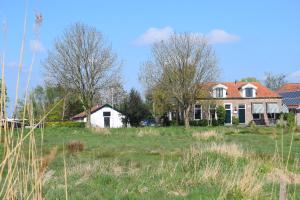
[209,105,217,120]
[215,88,224,98]
[103,112,111,117]
[225,104,231,109]
[245,88,254,97]
[252,113,260,120]
[194,105,202,120]
[238,104,245,109]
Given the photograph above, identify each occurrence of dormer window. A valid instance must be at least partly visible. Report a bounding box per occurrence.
[241,83,257,98]
[216,88,224,98]
[212,84,228,98]
[245,88,254,97]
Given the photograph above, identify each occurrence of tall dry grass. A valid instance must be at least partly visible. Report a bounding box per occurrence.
[192,130,223,141]
[0,8,68,199]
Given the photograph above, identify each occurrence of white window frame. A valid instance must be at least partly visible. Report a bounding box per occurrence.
[241,83,257,98]
[212,84,228,98]
[194,104,202,120]
[238,104,246,124]
[224,103,232,125]
[215,88,224,98]
[245,88,254,98]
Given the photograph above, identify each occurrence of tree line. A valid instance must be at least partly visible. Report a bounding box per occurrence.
[12,22,289,128]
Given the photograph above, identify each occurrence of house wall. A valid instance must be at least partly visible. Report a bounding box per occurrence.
[195,98,282,125]
[83,107,124,128]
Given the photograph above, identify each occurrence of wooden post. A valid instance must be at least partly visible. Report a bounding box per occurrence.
[279,178,287,200]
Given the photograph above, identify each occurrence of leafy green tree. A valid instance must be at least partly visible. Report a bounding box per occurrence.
[145,85,173,123]
[240,77,260,83]
[287,112,296,130]
[17,84,84,122]
[217,106,226,125]
[119,89,151,127]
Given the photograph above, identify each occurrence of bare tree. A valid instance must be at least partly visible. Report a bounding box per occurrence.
[97,81,126,107]
[44,23,120,127]
[264,72,287,91]
[140,33,218,128]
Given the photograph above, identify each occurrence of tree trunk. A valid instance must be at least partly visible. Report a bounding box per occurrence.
[61,97,66,121]
[86,108,92,128]
[183,105,191,129]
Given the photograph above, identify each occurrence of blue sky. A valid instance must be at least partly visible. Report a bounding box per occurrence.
[1,0,300,115]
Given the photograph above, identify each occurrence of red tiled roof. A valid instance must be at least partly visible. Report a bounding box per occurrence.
[71,104,113,120]
[277,83,300,93]
[204,82,280,98]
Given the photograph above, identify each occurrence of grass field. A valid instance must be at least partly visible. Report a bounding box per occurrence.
[2,126,300,199]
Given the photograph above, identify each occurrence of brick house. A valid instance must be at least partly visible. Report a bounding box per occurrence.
[194,82,285,125]
[277,83,300,126]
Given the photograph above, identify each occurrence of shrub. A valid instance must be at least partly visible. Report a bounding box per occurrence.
[217,106,226,125]
[67,140,84,153]
[232,116,239,126]
[287,112,296,129]
[189,120,199,126]
[46,121,85,128]
[212,119,219,126]
[199,119,208,126]
[190,119,209,126]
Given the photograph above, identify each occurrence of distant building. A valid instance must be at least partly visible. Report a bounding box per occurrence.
[71,104,125,128]
[277,83,300,126]
[190,82,286,125]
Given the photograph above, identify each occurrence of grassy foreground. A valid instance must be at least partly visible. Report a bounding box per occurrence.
[4,126,300,199]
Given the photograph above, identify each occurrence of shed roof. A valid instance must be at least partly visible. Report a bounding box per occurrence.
[71,104,116,120]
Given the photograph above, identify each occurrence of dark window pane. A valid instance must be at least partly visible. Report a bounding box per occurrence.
[195,105,201,109]
[225,104,231,109]
[253,113,260,119]
[194,105,201,120]
[245,88,253,97]
[210,109,216,119]
[238,104,245,109]
[103,112,111,116]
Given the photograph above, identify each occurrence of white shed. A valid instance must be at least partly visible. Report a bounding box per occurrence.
[71,104,125,128]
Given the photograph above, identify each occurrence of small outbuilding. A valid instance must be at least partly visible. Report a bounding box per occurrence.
[71,104,125,128]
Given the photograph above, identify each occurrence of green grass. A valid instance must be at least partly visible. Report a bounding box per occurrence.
[2,126,300,199]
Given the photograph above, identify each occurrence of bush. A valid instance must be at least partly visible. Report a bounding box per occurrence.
[190,119,209,126]
[212,119,219,126]
[232,116,239,126]
[287,112,296,129]
[67,140,84,153]
[199,119,208,126]
[189,120,198,126]
[46,121,85,128]
[217,106,226,125]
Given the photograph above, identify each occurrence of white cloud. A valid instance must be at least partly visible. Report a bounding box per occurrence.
[206,29,240,44]
[30,39,44,52]
[288,70,300,82]
[134,27,240,46]
[134,26,174,45]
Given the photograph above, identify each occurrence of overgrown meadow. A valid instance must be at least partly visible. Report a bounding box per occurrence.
[4,126,298,199]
